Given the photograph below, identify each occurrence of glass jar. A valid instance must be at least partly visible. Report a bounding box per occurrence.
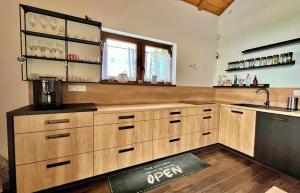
[273,55,279,65]
[255,58,261,67]
[267,56,273,65]
[245,59,250,68]
[240,60,245,68]
[280,54,286,64]
[250,59,255,67]
[287,52,293,63]
[261,57,267,66]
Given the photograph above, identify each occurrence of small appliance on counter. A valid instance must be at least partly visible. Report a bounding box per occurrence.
[33,77,62,110]
[287,97,298,110]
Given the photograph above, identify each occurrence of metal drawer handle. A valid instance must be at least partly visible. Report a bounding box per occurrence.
[203,132,211,136]
[273,117,289,122]
[231,110,243,114]
[119,125,134,130]
[203,109,212,112]
[169,138,180,143]
[170,120,181,124]
[170,112,181,115]
[47,160,71,168]
[46,133,70,139]
[119,115,134,120]
[119,147,134,153]
[45,119,70,125]
[203,116,212,119]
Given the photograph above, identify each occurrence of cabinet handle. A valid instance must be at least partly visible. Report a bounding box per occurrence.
[46,133,70,139]
[203,109,212,112]
[170,120,181,124]
[118,125,134,130]
[231,110,243,114]
[119,115,134,120]
[169,138,180,143]
[119,147,134,153]
[170,112,181,115]
[273,117,289,122]
[203,116,212,119]
[45,119,70,125]
[47,160,71,168]
[203,132,211,136]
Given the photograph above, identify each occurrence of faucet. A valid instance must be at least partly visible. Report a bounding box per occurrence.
[256,88,270,108]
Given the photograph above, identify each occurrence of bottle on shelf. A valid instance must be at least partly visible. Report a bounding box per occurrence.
[253,75,258,87]
[245,74,251,86]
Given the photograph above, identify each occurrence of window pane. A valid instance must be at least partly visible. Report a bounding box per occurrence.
[102,39,137,81]
[144,46,172,83]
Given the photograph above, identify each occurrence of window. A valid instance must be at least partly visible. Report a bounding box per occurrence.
[101,32,174,85]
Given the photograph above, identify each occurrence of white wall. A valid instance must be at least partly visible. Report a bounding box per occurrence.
[0,0,218,158]
[216,0,300,87]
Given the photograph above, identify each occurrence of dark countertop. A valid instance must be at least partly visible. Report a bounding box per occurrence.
[6,103,97,116]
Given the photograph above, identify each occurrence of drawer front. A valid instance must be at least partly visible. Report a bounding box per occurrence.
[153,135,190,159]
[94,111,153,125]
[194,105,218,115]
[194,114,218,132]
[16,153,93,193]
[14,112,93,134]
[94,121,153,150]
[153,116,194,139]
[94,142,153,175]
[15,127,93,165]
[190,130,218,149]
[153,108,194,119]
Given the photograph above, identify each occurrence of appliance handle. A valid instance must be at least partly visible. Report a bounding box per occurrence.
[273,117,289,122]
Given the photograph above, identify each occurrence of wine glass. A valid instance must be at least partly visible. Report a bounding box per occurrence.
[28,13,37,28]
[40,15,48,32]
[48,18,58,33]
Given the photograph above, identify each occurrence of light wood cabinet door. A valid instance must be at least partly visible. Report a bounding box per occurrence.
[94,111,153,125]
[94,142,153,175]
[153,108,194,119]
[153,134,190,159]
[15,127,93,165]
[190,130,218,150]
[219,107,256,156]
[94,121,153,150]
[194,114,218,132]
[16,153,93,193]
[194,105,218,115]
[14,112,93,134]
[153,116,193,139]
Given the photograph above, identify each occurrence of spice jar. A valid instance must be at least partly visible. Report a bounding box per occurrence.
[267,56,273,65]
[261,57,267,66]
[280,54,286,64]
[273,55,279,65]
[255,58,261,67]
[287,52,293,63]
[240,60,245,68]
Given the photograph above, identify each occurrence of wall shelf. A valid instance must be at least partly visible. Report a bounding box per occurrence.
[213,84,269,89]
[226,61,295,72]
[24,55,66,62]
[242,38,300,54]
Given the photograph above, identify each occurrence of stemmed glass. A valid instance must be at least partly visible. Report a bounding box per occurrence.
[49,18,58,33]
[28,13,37,28]
[40,15,48,33]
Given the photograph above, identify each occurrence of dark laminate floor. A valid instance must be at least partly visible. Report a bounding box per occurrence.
[62,146,300,193]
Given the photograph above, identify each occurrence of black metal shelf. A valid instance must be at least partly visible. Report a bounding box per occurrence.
[24,55,66,62]
[214,84,269,89]
[226,61,295,72]
[68,59,101,65]
[21,30,101,46]
[242,38,300,54]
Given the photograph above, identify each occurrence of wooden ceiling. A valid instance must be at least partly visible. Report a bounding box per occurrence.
[182,0,235,16]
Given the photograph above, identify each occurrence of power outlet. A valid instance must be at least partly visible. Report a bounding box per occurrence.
[293,90,300,96]
[68,85,86,92]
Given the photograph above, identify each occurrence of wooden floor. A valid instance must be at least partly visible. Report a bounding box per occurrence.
[62,146,300,193]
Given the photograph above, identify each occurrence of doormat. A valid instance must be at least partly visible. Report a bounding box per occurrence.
[108,153,209,193]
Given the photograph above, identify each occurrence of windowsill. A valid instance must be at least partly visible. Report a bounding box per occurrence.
[100,80,176,87]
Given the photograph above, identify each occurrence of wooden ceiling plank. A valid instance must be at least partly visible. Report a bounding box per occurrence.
[207,0,230,9]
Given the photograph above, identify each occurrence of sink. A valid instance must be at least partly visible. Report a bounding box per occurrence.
[233,103,296,112]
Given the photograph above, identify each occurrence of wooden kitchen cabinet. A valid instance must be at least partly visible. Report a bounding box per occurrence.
[219,106,256,156]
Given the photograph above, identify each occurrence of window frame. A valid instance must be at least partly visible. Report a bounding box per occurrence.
[101,31,174,86]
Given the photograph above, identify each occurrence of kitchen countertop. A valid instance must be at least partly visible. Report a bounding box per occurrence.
[96,102,216,113]
[221,103,300,117]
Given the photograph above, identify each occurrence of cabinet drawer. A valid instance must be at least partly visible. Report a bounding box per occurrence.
[153,116,194,139]
[153,108,194,119]
[94,141,153,175]
[194,114,218,132]
[15,127,93,165]
[94,121,153,150]
[194,105,218,115]
[190,130,218,149]
[16,153,93,193]
[14,112,93,134]
[153,134,190,159]
[94,111,153,125]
